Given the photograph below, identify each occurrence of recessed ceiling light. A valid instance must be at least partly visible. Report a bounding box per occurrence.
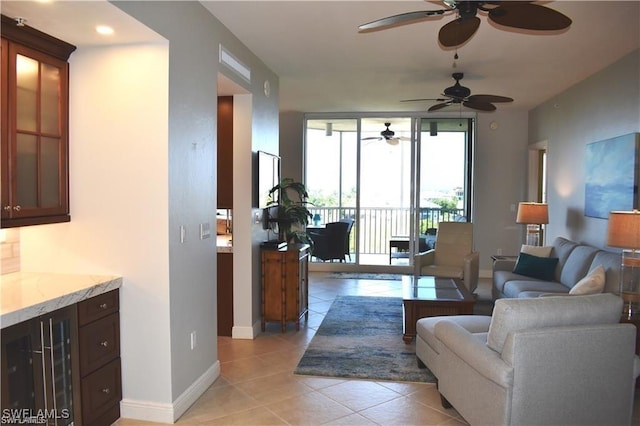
[96,25,114,36]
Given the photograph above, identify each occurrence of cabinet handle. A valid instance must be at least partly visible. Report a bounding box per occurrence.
[100,340,109,347]
[3,206,10,211]
[48,318,58,416]
[99,303,108,309]
[13,205,21,211]
[39,321,48,412]
[101,388,110,394]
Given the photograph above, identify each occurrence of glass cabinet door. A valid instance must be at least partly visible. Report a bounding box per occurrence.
[1,321,38,413]
[1,306,79,426]
[7,42,69,220]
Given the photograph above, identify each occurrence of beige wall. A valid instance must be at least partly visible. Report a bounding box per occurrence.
[529,49,640,248]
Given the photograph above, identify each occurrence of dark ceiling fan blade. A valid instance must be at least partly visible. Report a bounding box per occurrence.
[401,98,447,103]
[359,9,446,31]
[438,16,481,47]
[463,100,497,111]
[428,102,452,112]
[488,2,572,31]
[467,94,514,103]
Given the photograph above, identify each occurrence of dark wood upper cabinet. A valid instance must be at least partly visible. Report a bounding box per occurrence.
[217,96,233,209]
[1,15,75,228]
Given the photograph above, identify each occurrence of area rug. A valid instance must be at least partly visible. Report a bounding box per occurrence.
[325,272,403,280]
[294,295,436,383]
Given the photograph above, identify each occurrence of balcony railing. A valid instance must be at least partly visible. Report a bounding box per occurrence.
[309,206,465,257]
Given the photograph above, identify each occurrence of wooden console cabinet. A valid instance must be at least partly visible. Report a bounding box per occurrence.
[261,244,310,332]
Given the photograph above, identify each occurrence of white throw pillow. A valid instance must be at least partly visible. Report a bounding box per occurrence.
[521,244,553,258]
[570,265,605,295]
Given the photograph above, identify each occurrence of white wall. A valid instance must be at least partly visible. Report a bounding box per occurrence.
[20,43,173,405]
[529,49,640,248]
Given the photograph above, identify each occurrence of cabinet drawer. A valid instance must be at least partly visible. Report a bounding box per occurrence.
[81,358,122,425]
[78,290,119,326]
[79,313,120,375]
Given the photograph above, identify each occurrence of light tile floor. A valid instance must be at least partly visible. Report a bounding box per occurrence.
[116,274,640,425]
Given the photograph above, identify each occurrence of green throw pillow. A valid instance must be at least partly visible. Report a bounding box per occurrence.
[513,252,559,281]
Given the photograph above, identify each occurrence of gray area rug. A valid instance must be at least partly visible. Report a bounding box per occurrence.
[294,295,436,383]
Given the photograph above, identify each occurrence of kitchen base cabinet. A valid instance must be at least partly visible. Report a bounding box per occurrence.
[78,289,121,426]
[261,243,310,332]
[1,289,121,426]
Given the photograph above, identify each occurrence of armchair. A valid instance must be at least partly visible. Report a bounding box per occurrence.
[414,222,479,293]
[431,294,640,425]
[308,221,350,262]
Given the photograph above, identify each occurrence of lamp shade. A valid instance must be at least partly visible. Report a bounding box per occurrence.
[607,210,640,249]
[516,202,549,224]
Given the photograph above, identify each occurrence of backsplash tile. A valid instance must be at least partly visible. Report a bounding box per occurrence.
[1,229,20,274]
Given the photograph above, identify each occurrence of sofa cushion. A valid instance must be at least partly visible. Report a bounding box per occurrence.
[550,237,580,281]
[513,252,559,280]
[487,293,623,353]
[559,245,599,288]
[504,280,568,298]
[570,264,605,295]
[521,244,553,257]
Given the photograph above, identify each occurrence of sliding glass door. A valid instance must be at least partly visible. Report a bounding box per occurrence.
[305,114,474,270]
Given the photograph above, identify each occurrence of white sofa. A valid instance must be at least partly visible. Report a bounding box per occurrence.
[417,294,640,425]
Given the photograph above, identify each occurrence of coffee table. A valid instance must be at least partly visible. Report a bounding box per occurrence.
[401,275,476,343]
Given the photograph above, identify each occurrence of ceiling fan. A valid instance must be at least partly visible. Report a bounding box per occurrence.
[359,1,572,48]
[361,123,410,145]
[402,72,513,112]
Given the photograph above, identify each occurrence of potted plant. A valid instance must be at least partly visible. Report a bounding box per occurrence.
[266,177,313,245]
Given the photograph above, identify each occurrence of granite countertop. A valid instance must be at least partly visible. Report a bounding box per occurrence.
[0,272,122,329]
[217,234,233,253]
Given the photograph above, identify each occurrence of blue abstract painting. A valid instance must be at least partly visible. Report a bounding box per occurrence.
[585,133,640,219]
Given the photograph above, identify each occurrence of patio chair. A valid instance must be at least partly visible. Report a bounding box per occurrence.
[340,218,354,261]
[414,222,479,293]
[309,221,350,262]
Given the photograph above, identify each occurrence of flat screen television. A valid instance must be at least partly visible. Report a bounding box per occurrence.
[255,150,280,209]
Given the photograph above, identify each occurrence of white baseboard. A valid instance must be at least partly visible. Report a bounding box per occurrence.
[120,361,220,423]
[232,320,262,339]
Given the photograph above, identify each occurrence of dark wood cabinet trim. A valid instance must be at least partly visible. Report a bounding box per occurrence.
[1,14,76,61]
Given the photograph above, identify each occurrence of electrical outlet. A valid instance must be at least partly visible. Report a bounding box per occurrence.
[190,331,197,350]
[497,248,503,255]
[180,225,186,243]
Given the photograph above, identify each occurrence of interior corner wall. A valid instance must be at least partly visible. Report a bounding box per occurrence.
[113,2,280,415]
[280,111,305,182]
[474,111,529,271]
[528,49,640,248]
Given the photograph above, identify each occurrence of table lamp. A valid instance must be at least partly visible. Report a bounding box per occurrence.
[607,210,640,319]
[516,202,549,246]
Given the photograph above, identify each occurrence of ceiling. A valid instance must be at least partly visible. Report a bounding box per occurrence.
[2,1,639,115]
